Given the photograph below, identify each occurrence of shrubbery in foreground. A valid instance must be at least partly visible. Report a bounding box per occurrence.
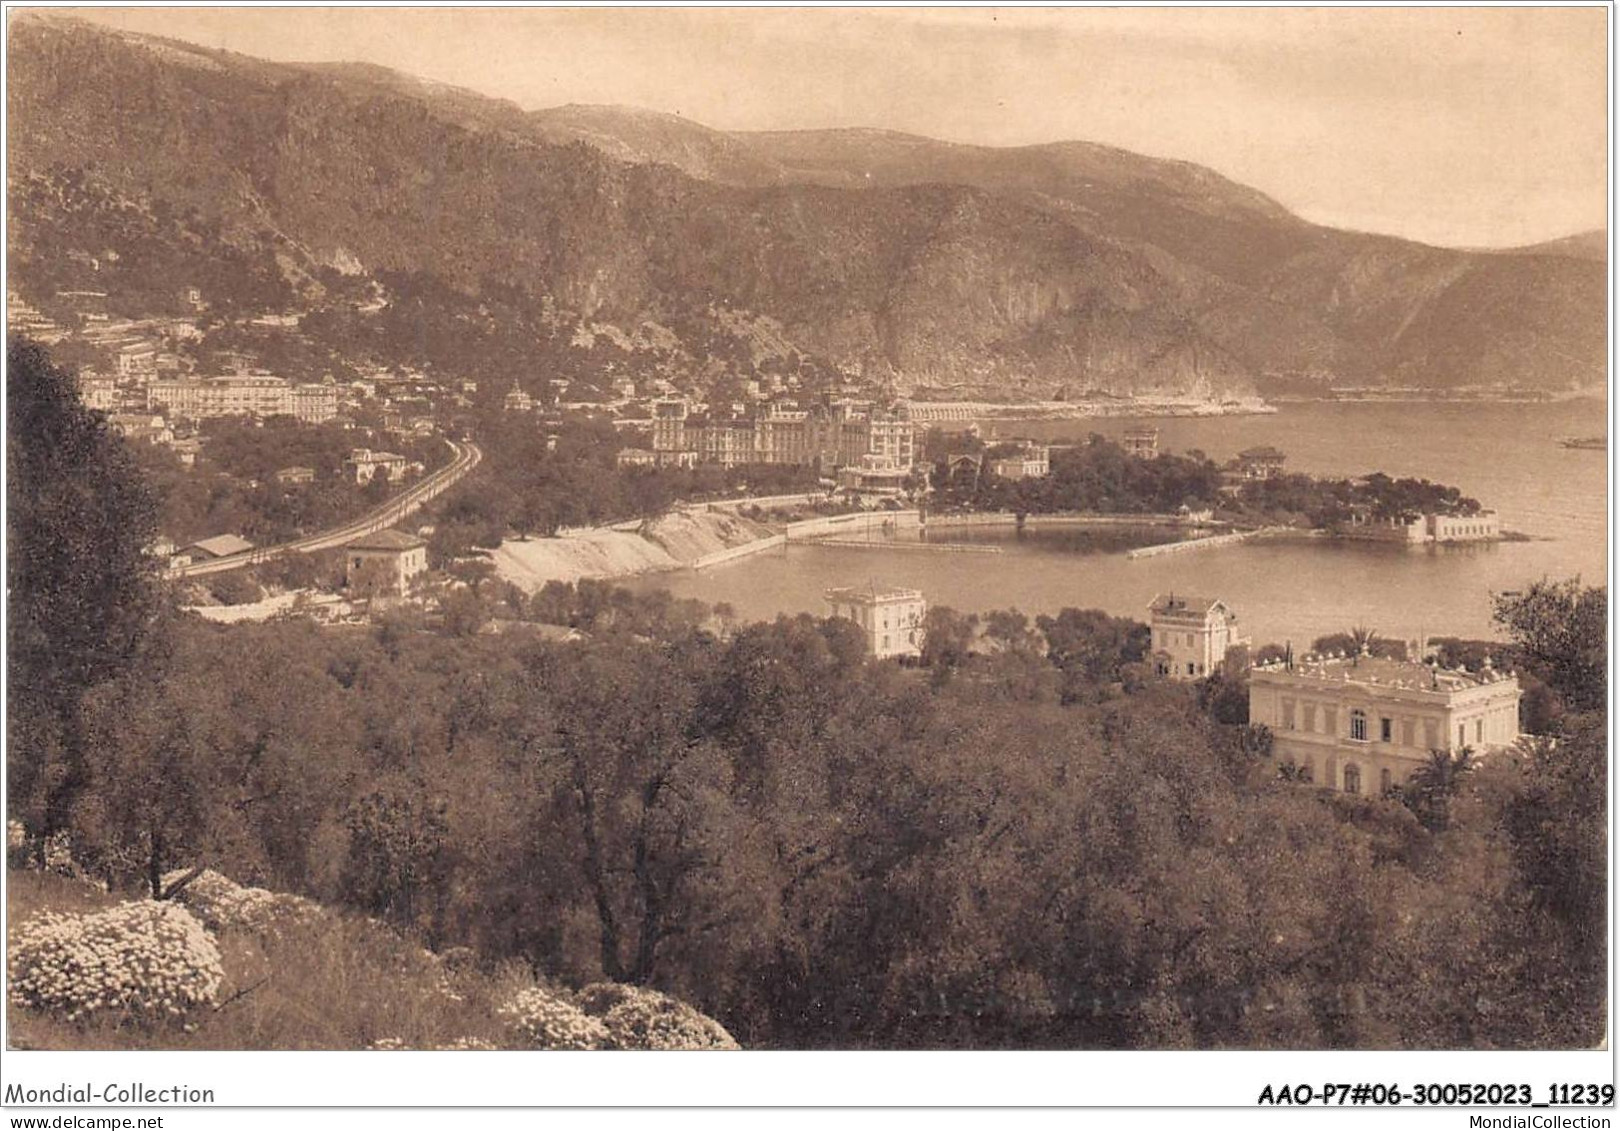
[7,867,738,1050]
[8,900,223,1024]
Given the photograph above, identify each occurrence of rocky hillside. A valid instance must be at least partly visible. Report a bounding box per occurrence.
[7,14,1605,398]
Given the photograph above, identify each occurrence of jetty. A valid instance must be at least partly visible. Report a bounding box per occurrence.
[1125,527,1281,559]
[808,538,1002,554]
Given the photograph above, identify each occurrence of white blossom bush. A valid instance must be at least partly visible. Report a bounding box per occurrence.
[498,986,610,1050]
[160,869,323,937]
[42,830,79,877]
[577,983,740,1050]
[436,1036,498,1050]
[7,901,224,1024]
[368,1036,498,1050]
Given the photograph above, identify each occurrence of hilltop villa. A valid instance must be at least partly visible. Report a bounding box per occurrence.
[825,585,926,659]
[1149,594,1249,679]
[1249,651,1522,794]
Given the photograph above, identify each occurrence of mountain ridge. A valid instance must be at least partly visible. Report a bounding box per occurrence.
[6,15,1605,398]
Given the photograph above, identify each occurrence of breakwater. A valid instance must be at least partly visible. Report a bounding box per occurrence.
[1125,527,1282,559]
[808,538,1002,554]
[923,511,1207,530]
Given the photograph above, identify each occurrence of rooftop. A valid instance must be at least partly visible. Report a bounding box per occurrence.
[826,584,924,605]
[346,528,427,553]
[1253,653,1516,692]
[1239,445,1286,460]
[1149,593,1227,616]
[186,533,255,558]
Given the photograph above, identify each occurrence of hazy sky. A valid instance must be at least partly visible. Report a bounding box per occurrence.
[61,6,1609,248]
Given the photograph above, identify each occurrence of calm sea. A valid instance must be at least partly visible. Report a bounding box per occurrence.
[629,400,1610,646]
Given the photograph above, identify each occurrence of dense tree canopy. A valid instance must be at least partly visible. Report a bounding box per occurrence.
[6,341,1605,1049]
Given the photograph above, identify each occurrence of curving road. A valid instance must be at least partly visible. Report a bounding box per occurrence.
[166,439,482,579]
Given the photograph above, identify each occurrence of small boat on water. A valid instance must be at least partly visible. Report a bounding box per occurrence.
[1560,437,1606,450]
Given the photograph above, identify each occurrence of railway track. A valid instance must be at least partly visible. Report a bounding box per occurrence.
[165,439,482,579]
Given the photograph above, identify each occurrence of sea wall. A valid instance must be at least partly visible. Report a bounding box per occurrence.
[924,511,1193,530]
[690,534,787,570]
[783,511,923,540]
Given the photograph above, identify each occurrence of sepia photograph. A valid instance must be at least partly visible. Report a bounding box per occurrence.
[0,2,1611,1115]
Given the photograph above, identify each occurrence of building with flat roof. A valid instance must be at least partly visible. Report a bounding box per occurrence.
[147,375,337,423]
[1249,652,1521,795]
[825,584,926,659]
[1339,507,1502,544]
[1148,594,1248,680]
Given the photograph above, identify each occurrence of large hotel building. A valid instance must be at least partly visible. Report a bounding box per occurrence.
[147,375,338,424]
[652,397,915,472]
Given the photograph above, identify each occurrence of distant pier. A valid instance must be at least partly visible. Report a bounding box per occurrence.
[1125,527,1280,559]
[807,538,1003,554]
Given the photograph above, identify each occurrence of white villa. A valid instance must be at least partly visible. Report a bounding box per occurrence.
[1148,594,1248,680]
[344,529,429,597]
[825,585,926,659]
[1249,652,1522,794]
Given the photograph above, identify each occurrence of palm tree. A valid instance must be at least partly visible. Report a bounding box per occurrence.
[1348,624,1381,655]
[1277,760,1313,784]
[1405,746,1477,831]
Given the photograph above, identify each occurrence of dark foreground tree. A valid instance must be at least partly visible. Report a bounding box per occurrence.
[1493,579,1606,715]
[7,337,160,846]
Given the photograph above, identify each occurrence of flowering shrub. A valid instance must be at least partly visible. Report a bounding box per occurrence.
[8,901,224,1023]
[367,1036,498,1050]
[160,869,323,937]
[42,830,79,877]
[436,1036,498,1050]
[6,819,28,869]
[577,983,740,1050]
[498,986,610,1050]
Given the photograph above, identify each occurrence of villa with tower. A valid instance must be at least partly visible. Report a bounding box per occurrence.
[1148,594,1249,679]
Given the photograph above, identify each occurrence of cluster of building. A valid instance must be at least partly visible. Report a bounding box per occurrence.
[616,397,921,494]
[1144,591,1523,793]
[1116,428,1288,484]
[826,585,1523,799]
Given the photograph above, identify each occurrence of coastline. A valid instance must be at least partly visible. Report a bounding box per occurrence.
[900,397,1277,422]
